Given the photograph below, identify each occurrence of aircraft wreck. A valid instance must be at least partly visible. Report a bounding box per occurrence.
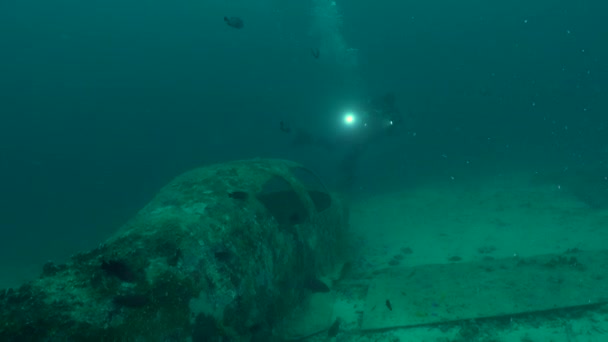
[0,159,349,341]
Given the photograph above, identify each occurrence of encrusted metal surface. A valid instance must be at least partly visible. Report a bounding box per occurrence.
[0,159,348,341]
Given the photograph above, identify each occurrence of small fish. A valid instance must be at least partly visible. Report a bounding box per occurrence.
[224,16,244,29]
[113,294,149,308]
[311,47,320,59]
[304,276,330,293]
[327,318,341,337]
[101,259,137,283]
[279,121,291,133]
[385,299,392,311]
[228,191,248,200]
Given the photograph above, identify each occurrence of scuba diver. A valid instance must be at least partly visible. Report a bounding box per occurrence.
[281,92,403,189]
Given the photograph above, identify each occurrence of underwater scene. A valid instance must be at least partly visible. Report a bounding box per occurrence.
[1,0,607,341]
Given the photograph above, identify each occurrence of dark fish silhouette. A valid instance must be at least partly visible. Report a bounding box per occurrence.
[327,318,341,337]
[304,276,330,293]
[228,191,248,200]
[224,16,244,29]
[279,121,291,133]
[311,47,320,59]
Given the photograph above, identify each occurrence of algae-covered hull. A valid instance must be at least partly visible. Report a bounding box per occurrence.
[0,159,349,341]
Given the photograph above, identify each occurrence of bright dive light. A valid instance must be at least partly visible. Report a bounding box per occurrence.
[343,112,356,125]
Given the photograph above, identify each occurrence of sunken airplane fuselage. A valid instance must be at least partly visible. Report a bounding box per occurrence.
[224,16,244,29]
[0,159,349,341]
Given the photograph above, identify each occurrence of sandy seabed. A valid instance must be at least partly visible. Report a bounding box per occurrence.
[314,171,608,342]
